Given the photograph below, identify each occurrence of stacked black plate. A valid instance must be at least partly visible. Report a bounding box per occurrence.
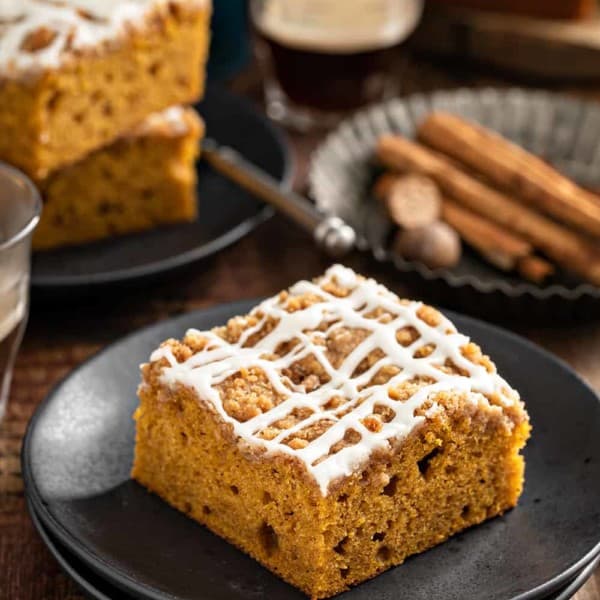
[22,301,600,599]
[31,85,293,297]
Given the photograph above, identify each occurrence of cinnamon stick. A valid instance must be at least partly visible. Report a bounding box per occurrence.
[418,112,600,238]
[376,134,600,285]
[517,255,556,284]
[441,200,532,271]
[377,172,532,270]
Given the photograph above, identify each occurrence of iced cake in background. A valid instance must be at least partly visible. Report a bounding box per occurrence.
[0,0,210,179]
[33,107,203,250]
[132,265,530,599]
[0,0,211,250]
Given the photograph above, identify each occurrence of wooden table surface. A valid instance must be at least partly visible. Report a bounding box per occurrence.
[1,55,599,599]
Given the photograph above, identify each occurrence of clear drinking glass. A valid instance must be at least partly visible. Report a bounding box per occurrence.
[0,163,41,422]
[251,0,423,131]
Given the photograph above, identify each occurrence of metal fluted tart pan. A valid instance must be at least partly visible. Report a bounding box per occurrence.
[308,88,600,317]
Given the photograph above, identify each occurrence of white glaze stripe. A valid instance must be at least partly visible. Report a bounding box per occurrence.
[150,265,518,495]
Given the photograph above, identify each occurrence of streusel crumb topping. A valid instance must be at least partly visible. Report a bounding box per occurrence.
[149,265,522,494]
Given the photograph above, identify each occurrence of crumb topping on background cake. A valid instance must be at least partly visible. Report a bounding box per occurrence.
[149,265,521,495]
[0,0,209,78]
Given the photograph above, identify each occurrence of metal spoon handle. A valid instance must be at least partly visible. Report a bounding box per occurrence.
[202,139,356,257]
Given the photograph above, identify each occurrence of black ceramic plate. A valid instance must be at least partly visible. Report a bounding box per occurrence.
[553,555,600,600]
[22,301,600,600]
[27,500,116,600]
[31,87,293,292]
[27,500,600,600]
[309,89,600,316]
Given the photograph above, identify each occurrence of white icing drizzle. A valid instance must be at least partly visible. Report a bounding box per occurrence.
[129,106,190,138]
[150,265,519,496]
[0,0,208,79]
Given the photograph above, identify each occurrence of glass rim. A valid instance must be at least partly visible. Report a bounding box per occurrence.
[0,161,42,253]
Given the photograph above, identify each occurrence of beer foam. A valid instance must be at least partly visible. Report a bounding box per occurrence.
[256,0,423,54]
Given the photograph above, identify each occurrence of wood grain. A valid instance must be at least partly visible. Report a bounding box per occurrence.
[1,57,598,600]
[412,5,600,80]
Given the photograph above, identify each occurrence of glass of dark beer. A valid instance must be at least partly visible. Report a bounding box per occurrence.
[0,164,41,422]
[251,0,423,130]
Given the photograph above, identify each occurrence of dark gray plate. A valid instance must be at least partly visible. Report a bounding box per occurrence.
[27,500,600,600]
[27,500,114,600]
[31,87,293,293]
[22,301,600,600]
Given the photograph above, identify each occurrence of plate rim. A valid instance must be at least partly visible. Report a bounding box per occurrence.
[26,499,600,600]
[22,300,600,600]
[553,554,600,600]
[31,87,294,290]
[308,87,600,302]
[26,498,116,600]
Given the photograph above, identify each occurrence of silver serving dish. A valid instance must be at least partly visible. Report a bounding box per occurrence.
[309,88,600,307]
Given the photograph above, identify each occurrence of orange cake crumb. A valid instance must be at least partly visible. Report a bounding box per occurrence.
[33,107,202,250]
[0,0,211,179]
[132,266,530,599]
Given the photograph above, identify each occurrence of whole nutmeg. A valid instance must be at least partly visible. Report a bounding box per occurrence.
[373,173,442,230]
[393,221,462,270]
